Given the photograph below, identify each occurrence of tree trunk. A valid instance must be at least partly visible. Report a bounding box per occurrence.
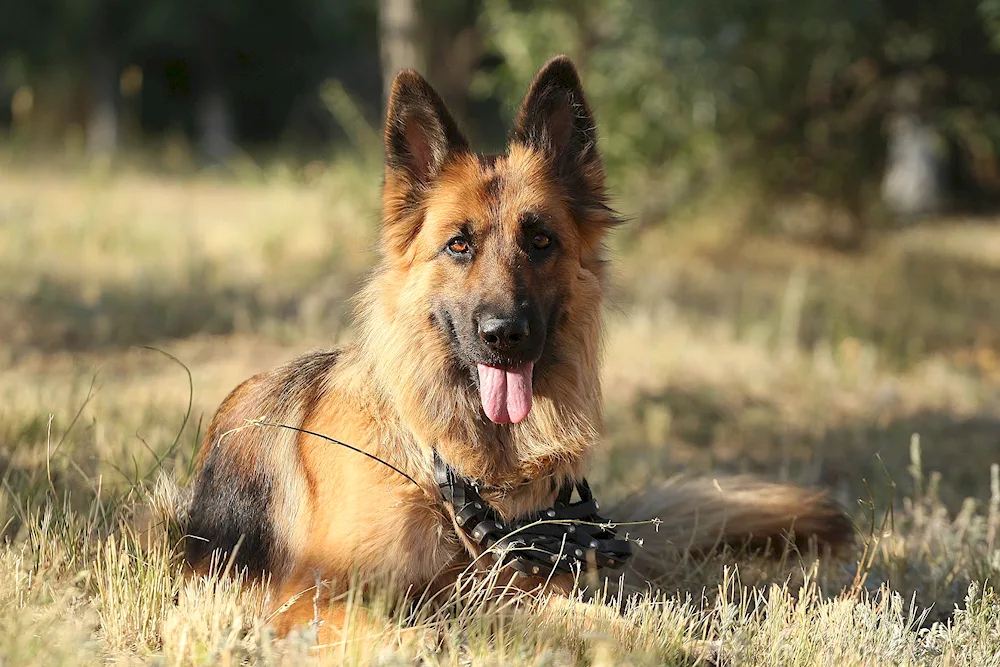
[379,0,425,109]
[196,11,236,164]
[85,2,118,158]
[880,76,944,223]
[197,81,236,164]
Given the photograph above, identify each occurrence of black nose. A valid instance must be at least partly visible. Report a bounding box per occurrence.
[478,315,530,351]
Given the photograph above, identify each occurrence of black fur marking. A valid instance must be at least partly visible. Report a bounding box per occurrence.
[519,211,544,230]
[534,297,564,377]
[478,153,502,169]
[185,455,281,577]
[185,350,341,578]
[483,174,501,200]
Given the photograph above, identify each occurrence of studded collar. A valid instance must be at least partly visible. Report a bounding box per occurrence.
[433,451,632,578]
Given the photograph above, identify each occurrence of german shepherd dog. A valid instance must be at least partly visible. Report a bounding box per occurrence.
[183,56,852,641]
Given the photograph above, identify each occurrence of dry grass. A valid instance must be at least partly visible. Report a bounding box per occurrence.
[3,156,1000,664]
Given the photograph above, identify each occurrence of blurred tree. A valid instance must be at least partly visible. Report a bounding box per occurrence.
[86,0,119,156]
[0,0,380,158]
[476,0,1000,245]
[880,75,944,223]
[422,0,484,132]
[4,0,1000,240]
[192,0,240,162]
[379,0,425,109]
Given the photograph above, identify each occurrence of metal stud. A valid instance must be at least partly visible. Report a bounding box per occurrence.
[594,502,600,510]
[456,516,465,526]
[550,554,559,563]
[590,540,599,549]
[531,566,539,575]
[567,525,576,534]
[475,503,483,510]
[473,530,482,539]
[497,523,504,531]
[546,509,556,518]
[608,559,615,565]
[574,549,584,558]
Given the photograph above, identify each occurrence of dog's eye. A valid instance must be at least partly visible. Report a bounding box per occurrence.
[532,232,551,250]
[446,237,470,255]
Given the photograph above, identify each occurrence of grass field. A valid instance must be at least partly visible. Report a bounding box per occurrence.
[2,155,1000,665]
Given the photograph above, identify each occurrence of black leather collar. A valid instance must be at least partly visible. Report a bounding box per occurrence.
[433,451,632,578]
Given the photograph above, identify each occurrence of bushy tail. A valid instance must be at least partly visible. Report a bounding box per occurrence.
[609,475,854,580]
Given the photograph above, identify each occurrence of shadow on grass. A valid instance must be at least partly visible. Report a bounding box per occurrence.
[1,266,360,354]
[651,248,1000,370]
[0,449,103,542]
[605,385,1000,511]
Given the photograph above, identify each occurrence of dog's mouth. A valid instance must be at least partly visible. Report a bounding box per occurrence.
[434,308,553,425]
[475,362,534,424]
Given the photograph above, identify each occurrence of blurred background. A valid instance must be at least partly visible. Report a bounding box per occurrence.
[3,0,1000,523]
[8,0,1000,236]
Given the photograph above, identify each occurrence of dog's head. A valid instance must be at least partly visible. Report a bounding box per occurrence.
[377,56,617,426]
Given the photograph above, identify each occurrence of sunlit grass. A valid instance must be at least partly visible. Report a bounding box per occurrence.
[2,158,1000,664]
[2,456,999,665]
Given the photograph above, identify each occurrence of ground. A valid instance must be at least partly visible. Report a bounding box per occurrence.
[2,157,1000,665]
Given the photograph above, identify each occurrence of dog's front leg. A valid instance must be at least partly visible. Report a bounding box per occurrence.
[266,578,432,656]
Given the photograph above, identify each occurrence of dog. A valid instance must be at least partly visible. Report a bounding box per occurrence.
[182,55,853,643]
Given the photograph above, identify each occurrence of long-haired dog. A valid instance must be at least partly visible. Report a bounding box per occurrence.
[181,55,852,642]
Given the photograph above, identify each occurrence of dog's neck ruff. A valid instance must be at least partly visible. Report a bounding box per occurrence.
[433,451,632,578]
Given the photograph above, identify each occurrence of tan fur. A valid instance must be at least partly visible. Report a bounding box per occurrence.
[182,56,853,642]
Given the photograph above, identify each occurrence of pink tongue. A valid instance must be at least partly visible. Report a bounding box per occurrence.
[476,362,534,424]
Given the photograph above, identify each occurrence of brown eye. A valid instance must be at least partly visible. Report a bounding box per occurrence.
[447,237,470,255]
[532,232,551,250]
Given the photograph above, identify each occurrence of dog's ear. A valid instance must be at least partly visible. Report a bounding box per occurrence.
[512,56,604,193]
[384,70,469,186]
[382,70,468,259]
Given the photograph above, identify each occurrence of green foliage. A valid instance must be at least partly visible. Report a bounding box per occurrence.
[475,0,728,210]
[7,0,1000,235]
[477,0,1000,232]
